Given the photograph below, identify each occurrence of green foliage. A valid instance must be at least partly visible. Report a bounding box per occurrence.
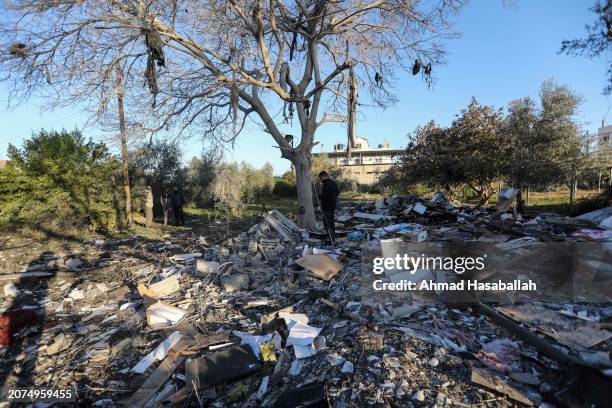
[130,140,186,214]
[390,80,598,204]
[560,1,612,94]
[239,161,275,204]
[273,177,298,197]
[1,129,119,232]
[505,80,599,191]
[391,98,508,203]
[185,150,219,207]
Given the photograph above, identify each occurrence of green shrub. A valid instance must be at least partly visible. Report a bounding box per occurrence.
[273,178,297,198]
[1,129,119,233]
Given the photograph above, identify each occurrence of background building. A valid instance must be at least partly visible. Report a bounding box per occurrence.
[314,137,402,185]
[597,123,612,187]
[598,124,612,166]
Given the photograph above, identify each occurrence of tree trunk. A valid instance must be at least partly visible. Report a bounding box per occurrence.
[115,63,132,225]
[569,175,577,208]
[110,174,124,230]
[526,185,530,205]
[598,172,602,193]
[293,151,316,230]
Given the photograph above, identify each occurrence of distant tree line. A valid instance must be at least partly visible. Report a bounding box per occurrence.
[0,130,299,232]
[379,80,606,205]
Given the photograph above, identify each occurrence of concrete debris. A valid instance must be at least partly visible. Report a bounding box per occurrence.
[3,283,18,298]
[65,257,82,271]
[0,197,610,406]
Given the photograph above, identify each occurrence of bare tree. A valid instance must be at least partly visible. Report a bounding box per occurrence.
[1,0,462,228]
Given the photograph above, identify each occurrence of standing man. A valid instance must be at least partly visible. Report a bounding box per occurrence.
[160,191,172,226]
[172,187,185,226]
[318,171,340,245]
[145,186,154,228]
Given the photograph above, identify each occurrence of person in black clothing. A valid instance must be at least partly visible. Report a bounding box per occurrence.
[318,171,340,244]
[160,191,172,226]
[171,188,185,226]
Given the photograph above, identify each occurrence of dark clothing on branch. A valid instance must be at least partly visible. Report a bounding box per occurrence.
[172,191,185,226]
[319,178,340,212]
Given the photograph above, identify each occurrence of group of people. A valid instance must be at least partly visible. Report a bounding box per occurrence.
[143,172,340,240]
[144,186,185,227]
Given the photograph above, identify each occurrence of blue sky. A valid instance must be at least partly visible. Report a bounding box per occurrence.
[1,0,610,175]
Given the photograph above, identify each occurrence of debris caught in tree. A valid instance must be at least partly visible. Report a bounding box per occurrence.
[143,28,166,106]
[412,59,421,75]
[375,72,383,86]
[9,42,27,58]
[303,99,311,116]
[424,62,432,76]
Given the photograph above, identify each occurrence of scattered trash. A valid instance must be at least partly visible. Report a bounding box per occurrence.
[3,283,18,298]
[0,199,609,406]
[146,301,187,327]
[131,331,182,374]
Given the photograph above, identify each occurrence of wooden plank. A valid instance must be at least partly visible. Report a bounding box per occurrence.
[471,367,533,406]
[0,272,53,281]
[124,354,185,408]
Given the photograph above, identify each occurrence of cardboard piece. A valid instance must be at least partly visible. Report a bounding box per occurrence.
[148,275,180,297]
[286,322,322,347]
[146,301,187,328]
[295,254,343,281]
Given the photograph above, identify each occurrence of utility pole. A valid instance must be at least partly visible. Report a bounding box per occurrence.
[346,41,357,160]
[115,62,132,224]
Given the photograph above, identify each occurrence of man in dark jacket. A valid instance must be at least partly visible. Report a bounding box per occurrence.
[171,188,185,226]
[318,171,340,244]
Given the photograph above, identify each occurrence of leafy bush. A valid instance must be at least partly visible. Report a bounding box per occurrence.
[211,163,244,214]
[0,129,119,232]
[273,178,297,197]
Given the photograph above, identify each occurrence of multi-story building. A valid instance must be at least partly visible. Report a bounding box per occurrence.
[314,136,403,185]
[598,124,612,167]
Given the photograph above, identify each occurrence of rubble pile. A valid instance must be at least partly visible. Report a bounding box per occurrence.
[1,193,611,407]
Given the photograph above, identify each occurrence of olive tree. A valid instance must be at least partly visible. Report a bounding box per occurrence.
[0,0,462,228]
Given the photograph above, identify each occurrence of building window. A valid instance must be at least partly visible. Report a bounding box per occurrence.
[375,158,383,163]
[354,158,361,164]
[341,159,348,164]
[605,136,610,142]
